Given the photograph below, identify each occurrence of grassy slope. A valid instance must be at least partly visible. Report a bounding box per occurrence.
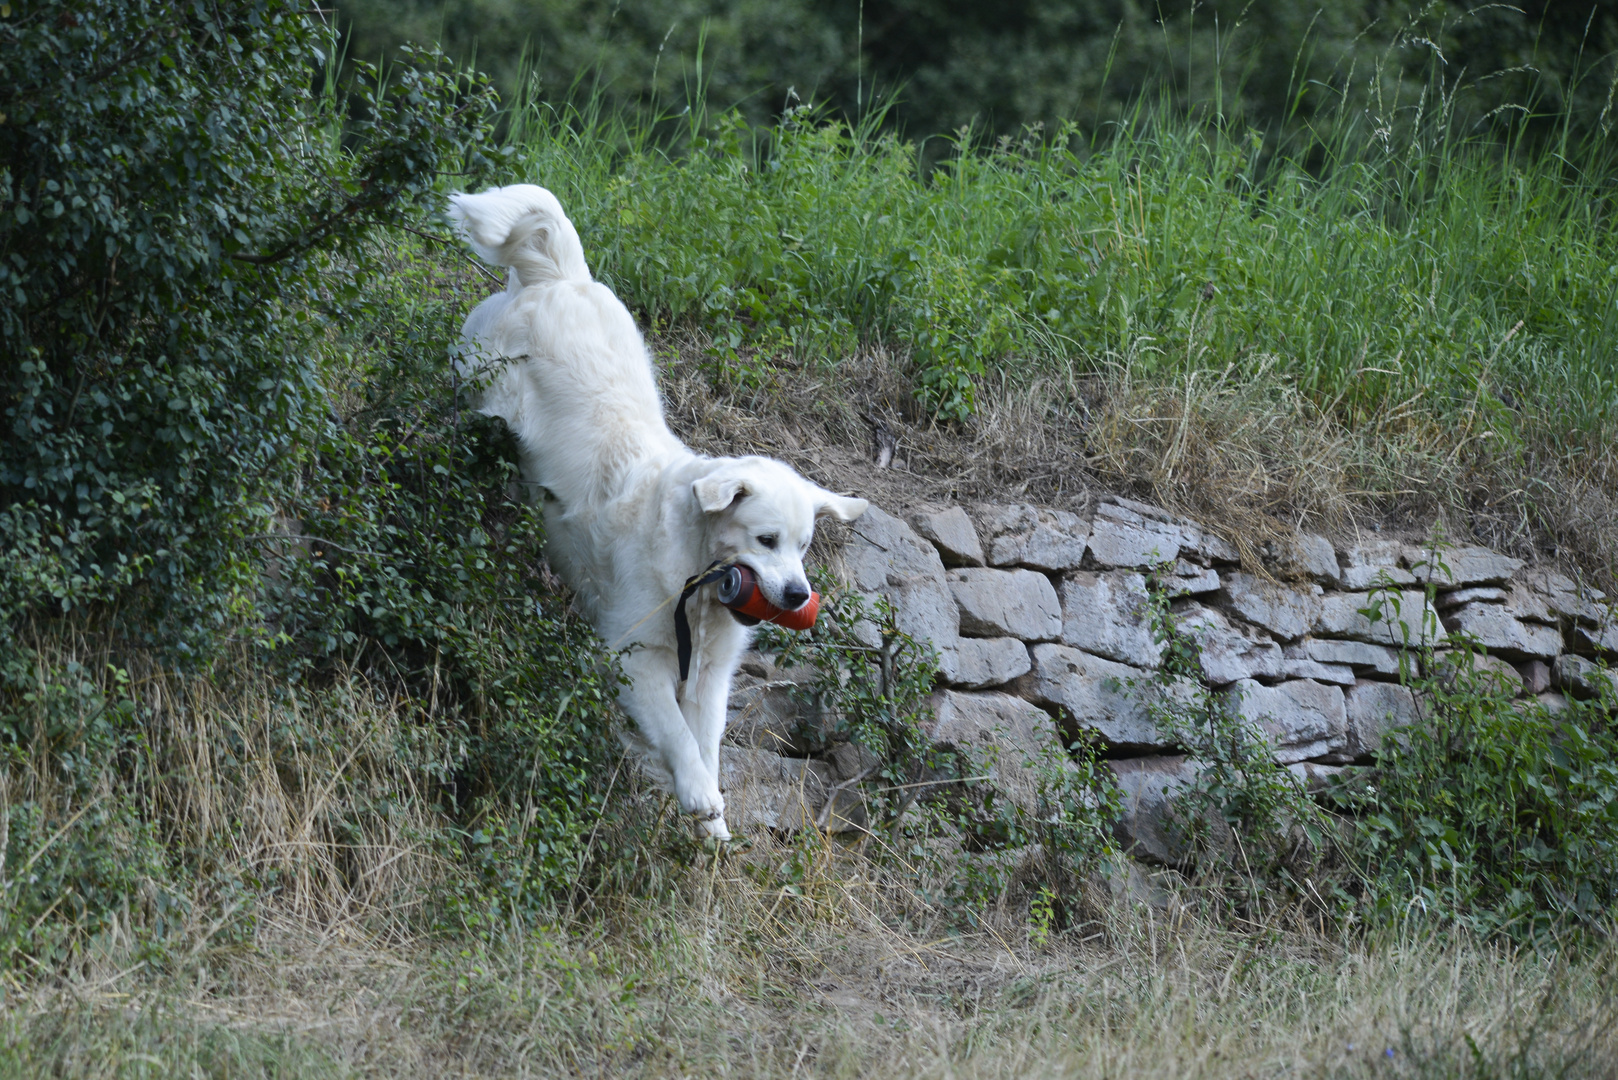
[506,98,1618,576]
[6,74,1618,1080]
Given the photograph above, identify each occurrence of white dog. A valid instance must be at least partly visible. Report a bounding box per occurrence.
[448,184,867,839]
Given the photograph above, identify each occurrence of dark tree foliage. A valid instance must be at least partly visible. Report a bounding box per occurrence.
[0,0,493,647]
[333,0,1618,144]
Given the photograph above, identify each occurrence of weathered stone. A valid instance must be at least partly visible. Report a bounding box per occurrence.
[1224,679,1348,764]
[1570,622,1618,658]
[928,690,1068,810]
[1021,511,1090,572]
[1222,571,1322,640]
[844,506,959,655]
[726,678,812,754]
[1087,502,1183,568]
[909,506,984,567]
[1338,540,1417,590]
[1180,523,1240,565]
[1280,655,1356,686]
[1519,568,1608,626]
[972,504,1088,572]
[826,740,881,782]
[940,637,1032,689]
[973,504,1038,566]
[1287,760,1353,793]
[1537,691,1571,714]
[1296,533,1342,585]
[1551,654,1618,703]
[1517,659,1552,695]
[948,567,1062,641]
[1174,603,1284,685]
[1059,570,1163,667]
[1300,637,1405,676]
[1427,650,1525,697]
[1016,643,1182,750]
[1315,591,1447,647]
[1435,586,1509,610]
[1441,602,1562,660]
[1410,545,1524,587]
[1339,680,1420,761]
[1168,560,1221,596]
[718,749,863,832]
[1107,755,1205,864]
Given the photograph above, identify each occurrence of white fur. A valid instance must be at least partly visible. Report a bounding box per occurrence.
[448,183,867,839]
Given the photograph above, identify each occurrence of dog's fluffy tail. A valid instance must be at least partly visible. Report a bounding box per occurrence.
[447,184,590,287]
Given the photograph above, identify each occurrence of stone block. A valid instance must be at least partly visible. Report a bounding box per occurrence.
[1339,680,1420,761]
[844,506,960,655]
[1087,502,1183,568]
[1536,691,1571,714]
[909,506,984,567]
[1441,602,1563,660]
[928,690,1069,811]
[1059,570,1163,667]
[1299,637,1405,676]
[1168,561,1221,596]
[1016,643,1181,751]
[1180,523,1240,565]
[1410,545,1523,587]
[726,678,813,754]
[1280,656,1356,685]
[1551,655,1618,703]
[1174,602,1284,685]
[1222,571,1322,640]
[1519,568,1608,626]
[940,637,1032,689]
[948,567,1062,641]
[1287,760,1355,793]
[718,749,863,832]
[1426,650,1525,697]
[1435,586,1509,610]
[1225,678,1347,764]
[1517,659,1551,695]
[1296,533,1342,585]
[1315,591,1447,648]
[1571,622,1618,658]
[1338,540,1417,590]
[971,504,1088,572]
[1107,755,1205,864]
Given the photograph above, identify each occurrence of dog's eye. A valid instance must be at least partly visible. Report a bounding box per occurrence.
[757,534,778,550]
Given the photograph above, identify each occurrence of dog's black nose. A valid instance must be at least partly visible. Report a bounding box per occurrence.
[782,584,811,610]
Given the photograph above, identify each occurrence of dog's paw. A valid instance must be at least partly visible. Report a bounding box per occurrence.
[697,813,732,841]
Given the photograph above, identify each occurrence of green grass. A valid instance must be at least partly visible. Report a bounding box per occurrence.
[505,93,1617,435]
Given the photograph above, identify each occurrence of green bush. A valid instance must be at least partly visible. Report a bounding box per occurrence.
[1338,574,1618,940]
[0,0,493,645]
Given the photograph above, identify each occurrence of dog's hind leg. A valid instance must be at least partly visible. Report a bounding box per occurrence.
[618,649,728,837]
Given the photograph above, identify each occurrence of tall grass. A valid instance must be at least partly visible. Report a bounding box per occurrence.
[486,68,1618,567]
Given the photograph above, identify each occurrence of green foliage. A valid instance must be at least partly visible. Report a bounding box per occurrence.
[1131,566,1323,877]
[1338,568,1618,940]
[502,80,1617,441]
[758,576,1122,921]
[0,0,495,645]
[337,0,1618,149]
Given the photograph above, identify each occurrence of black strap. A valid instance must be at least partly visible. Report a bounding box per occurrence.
[675,560,733,683]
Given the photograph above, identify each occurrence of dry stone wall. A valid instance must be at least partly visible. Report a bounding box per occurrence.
[720,495,1618,860]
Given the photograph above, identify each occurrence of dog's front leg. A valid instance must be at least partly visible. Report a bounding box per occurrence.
[618,648,729,838]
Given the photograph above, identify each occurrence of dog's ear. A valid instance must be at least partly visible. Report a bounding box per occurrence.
[815,492,869,523]
[693,474,749,513]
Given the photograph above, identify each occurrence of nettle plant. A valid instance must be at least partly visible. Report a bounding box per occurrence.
[757,574,1121,924]
[1128,567,1325,893]
[1341,547,1618,940]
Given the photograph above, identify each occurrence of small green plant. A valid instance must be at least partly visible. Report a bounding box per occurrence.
[1340,543,1618,940]
[758,574,1122,926]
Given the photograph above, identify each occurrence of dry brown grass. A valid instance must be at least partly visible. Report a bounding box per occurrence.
[647,330,1618,592]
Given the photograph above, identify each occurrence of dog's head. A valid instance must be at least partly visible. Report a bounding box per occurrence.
[692,458,867,612]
